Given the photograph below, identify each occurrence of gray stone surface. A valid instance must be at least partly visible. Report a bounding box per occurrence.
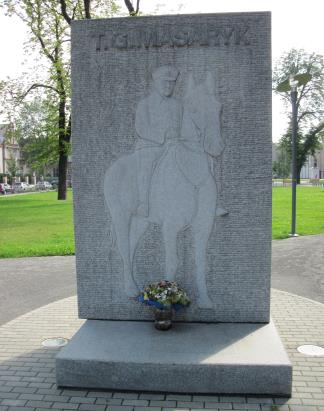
[56,318,292,395]
[71,12,272,322]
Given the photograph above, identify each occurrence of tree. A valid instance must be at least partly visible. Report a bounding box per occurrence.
[2,0,72,198]
[273,49,324,183]
[1,0,140,200]
[16,95,60,174]
[6,154,19,177]
[272,146,290,179]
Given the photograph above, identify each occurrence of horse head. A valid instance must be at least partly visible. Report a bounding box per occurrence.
[182,72,225,158]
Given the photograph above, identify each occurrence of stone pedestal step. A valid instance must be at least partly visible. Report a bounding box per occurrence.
[56,319,292,395]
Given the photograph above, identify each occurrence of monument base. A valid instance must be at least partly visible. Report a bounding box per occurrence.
[56,319,292,395]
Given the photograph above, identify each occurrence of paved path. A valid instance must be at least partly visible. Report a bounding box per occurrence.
[0,234,323,325]
[0,256,76,326]
[272,234,324,304]
[0,290,324,410]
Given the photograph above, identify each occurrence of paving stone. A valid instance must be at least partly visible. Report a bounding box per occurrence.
[29,383,53,389]
[52,403,79,410]
[18,393,44,400]
[176,402,204,409]
[0,395,19,401]
[1,399,27,407]
[43,395,70,402]
[96,398,123,406]
[166,396,192,401]
[205,402,226,409]
[69,395,96,404]
[12,387,37,394]
[233,404,260,410]
[210,404,232,410]
[62,390,87,397]
[4,383,28,388]
[0,389,12,394]
[25,400,53,408]
[302,399,324,406]
[79,404,107,411]
[221,397,246,404]
[38,409,61,411]
[36,388,63,395]
[113,393,139,400]
[139,395,165,400]
[123,400,149,406]
[87,391,113,398]
[0,378,21,383]
[247,398,273,405]
[135,407,161,411]
[150,401,177,408]
[107,406,134,411]
[192,396,219,402]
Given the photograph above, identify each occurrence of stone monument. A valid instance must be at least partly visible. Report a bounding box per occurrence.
[56,12,292,395]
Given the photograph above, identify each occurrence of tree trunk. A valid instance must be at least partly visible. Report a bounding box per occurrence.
[297,167,302,184]
[57,96,70,200]
[57,147,68,199]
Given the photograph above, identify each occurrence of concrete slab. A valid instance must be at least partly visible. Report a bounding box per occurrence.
[56,319,292,395]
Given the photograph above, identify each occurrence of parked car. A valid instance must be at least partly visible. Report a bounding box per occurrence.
[12,182,29,192]
[36,181,53,190]
[50,177,59,189]
[0,183,13,195]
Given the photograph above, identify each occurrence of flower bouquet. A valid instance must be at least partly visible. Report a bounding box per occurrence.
[138,280,190,330]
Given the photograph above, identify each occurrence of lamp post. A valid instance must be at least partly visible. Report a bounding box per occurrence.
[289,76,298,237]
[276,72,312,238]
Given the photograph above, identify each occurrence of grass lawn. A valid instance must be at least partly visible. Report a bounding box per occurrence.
[272,186,324,239]
[0,191,74,258]
[0,186,323,258]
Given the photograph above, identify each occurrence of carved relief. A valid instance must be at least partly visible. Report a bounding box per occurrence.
[103,66,227,308]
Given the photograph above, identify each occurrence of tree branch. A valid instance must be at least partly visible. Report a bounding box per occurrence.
[58,0,72,25]
[297,111,316,124]
[135,0,140,14]
[19,84,60,101]
[124,0,140,16]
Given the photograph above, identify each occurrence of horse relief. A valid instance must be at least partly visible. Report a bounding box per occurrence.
[104,66,227,309]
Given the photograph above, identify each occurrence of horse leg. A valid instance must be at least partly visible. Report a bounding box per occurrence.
[130,216,149,267]
[162,222,179,281]
[109,206,139,297]
[192,180,217,309]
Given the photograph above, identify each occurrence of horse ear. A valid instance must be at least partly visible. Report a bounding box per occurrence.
[184,72,195,98]
[205,72,215,93]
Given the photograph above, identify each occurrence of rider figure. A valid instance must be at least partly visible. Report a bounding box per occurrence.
[135,66,182,217]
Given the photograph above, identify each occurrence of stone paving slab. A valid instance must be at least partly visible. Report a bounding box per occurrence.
[0,289,323,410]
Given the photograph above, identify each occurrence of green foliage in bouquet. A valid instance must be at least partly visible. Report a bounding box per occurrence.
[139,280,191,309]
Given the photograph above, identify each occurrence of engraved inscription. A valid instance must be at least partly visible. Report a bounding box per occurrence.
[95,25,250,51]
[103,67,227,309]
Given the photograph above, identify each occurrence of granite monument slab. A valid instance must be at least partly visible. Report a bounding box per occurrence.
[71,12,272,323]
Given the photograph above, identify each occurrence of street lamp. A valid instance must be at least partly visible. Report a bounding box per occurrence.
[289,76,298,237]
[276,72,312,237]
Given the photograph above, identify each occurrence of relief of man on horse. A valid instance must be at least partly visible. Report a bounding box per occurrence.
[104,66,227,308]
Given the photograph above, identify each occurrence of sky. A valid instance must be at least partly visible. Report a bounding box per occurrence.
[0,0,323,141]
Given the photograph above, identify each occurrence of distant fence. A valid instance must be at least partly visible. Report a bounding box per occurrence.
[272,179,324,187]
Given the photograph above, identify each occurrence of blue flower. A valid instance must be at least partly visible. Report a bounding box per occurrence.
[137,295,185,311]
